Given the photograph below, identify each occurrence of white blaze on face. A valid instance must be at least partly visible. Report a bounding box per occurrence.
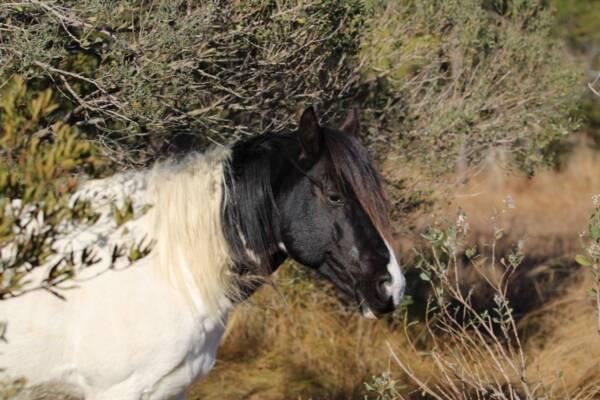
[383,240,405,306]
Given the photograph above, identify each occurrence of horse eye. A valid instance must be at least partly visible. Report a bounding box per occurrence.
[326,192,343,205]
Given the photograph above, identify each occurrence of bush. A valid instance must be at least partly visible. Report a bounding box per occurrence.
[552,0,600,53]
[0,0,365,165]
[389,211,597,399]
[0,0,581,173]
[0,76,105,298]
[359,0,581,174]
[576,195,600,335]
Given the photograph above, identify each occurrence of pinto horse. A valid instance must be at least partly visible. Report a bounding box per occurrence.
[0,107,405,399]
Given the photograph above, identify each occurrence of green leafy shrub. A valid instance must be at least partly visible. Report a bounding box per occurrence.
[576,194,600,335]
[0,76,105,298]
[552,0,600,52]
[0,0,365,165]
[363,372,402,400]
[1,1,581,174]
[359,0,581,174]
[392,212,556,399]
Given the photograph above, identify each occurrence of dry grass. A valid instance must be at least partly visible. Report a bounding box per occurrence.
[524,273,600,399]
[447,145,600,260]
[385,141,600,259]
[191,273,599,399]
[191,144,600,399]
[189,267,413,399]
[191,258,488,399]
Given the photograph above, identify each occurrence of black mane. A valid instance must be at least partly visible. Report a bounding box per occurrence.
[222,133,298,289]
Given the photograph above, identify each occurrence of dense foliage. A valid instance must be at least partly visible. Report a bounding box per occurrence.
[361,0,581,173]
[1,0,365,165]
[0,0,582,171]
[0,77,104,298]
[552,0,600,53]
[551,0,600,144]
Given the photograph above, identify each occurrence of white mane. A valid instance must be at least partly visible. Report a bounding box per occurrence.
[149,146,238,318]
[48,146,238,319]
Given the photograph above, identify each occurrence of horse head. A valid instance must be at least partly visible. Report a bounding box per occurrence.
[225,107,405,318]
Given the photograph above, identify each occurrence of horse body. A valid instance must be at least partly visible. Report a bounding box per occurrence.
[4,257,224,399]
[1,107,406,399]
[2,158,231,399]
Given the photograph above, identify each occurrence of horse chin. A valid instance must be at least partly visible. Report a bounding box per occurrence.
[361,304,379,320]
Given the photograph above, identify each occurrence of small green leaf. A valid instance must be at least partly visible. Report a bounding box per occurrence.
[575,254,592,266]
[465,247,476,259]
[494,228,504,240]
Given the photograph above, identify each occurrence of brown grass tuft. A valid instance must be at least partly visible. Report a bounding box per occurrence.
[523,273,600,399]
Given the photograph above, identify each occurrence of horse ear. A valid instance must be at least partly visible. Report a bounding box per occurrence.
[340,108,360,137]
[298,106,322,158]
